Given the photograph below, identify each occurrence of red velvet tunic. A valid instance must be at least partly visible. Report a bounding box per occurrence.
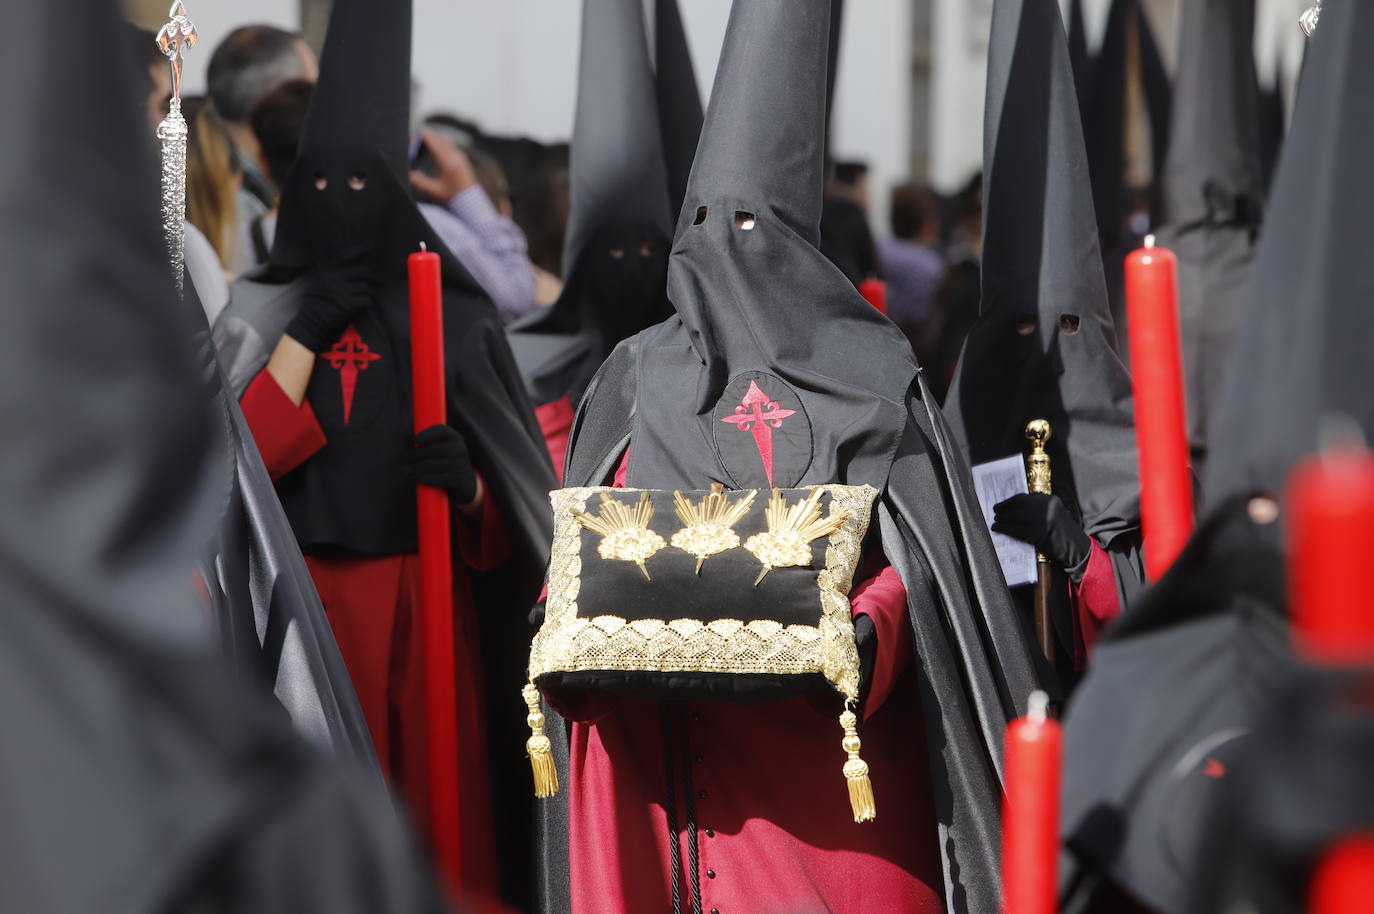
[240,370,510,909]
[535,396,576,484]
[1071,540,1124,664]
[564,449,946,914]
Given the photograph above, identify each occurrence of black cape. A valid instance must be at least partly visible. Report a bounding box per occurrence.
[536,3,1042,911]
[506,0,683,409]
[1154,0,1266,479]
[0,0,448,909]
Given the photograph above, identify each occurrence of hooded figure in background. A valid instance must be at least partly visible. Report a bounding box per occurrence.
[213,0,556,904]
[945,0,1145,683]
[506,0,694,477]
[0,0,448,909]
[538,2,1043,911]
[1079,0,1131,262]
[1060,3,1374,909]
[654,0,705,219]
[1155,0,1267,480]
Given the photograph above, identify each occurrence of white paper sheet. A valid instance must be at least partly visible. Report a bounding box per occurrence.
[971,455,1039,588]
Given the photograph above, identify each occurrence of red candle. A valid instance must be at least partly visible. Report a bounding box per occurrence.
[1002,691,1061,914]
[1310,836,1374,913]
[407,245,463,893]
[1287,449,1374,665]
[1125,236,1194,581]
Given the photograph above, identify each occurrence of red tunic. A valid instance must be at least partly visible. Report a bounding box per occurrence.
[564,449,946,913]
[535,396,576,484]
[1071,540,1124,665]
[240,370,510,909]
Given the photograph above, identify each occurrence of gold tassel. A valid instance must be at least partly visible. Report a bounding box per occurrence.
[523,684,559,798]
[840,707,876,823]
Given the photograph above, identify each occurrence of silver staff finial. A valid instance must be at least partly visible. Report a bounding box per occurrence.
[1300,0,1322,38]
[153,2,198,299]
[156,2,199,102]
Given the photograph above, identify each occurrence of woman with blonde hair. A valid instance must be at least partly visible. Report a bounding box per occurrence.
[183,95,241,273]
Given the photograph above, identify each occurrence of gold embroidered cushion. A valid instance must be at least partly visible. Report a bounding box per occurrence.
[521,483,883,821]
[528,483,877,706]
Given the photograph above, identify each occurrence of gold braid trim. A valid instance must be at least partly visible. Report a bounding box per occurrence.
[528,485,877,702]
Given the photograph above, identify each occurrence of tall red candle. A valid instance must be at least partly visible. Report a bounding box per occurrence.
[407,245,463,894]
[1310,837,1374,914]
[1002,691,1061,914]
[1287,449,1374,665]
[1125,236,1194,581]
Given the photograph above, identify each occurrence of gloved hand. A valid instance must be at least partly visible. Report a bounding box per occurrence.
[284,244,380,353]
[408,424,478,504]
[855,613,877,705]
[992,493,1092,571]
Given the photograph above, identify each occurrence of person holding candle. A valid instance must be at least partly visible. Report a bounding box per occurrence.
[212,0,557,907]
[506,0,695,479]
[943,0,1145,681]
[535,2,1043,911]
[1061,2,1374,909]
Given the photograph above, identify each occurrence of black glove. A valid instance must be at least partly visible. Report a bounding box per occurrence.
[284,245,380,353]
[992,493,1092,572]
[408,424,478,504]
[855,614,877,705]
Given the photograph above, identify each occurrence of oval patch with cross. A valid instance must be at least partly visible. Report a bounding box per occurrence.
[712,372,813,489]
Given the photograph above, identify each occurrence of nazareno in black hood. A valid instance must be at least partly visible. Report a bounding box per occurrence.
[944,0,1140,546]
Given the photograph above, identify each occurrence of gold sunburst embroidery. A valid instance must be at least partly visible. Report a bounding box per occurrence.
[744,488,850,585]
[670,483,758,574]
[573,491,665,580]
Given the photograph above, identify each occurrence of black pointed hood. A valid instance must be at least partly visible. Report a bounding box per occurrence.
[945,0,1140,544]
[1136,2,1173,223]
[262,0,473,289]
[1161,0,1265,229]
[654,0,703,216]
[684,0,826,246]
[506,0,677,408]
[1082,0,1131,251]
[560,0,674,278]
[1067,0,1091,109]
[298,0,411,185]
[1155,0,1265,472]
[1204,0,1374,506]
[626,0,917,493]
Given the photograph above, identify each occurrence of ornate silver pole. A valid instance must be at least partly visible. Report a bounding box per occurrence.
[1300,0,1322,38]
[154,2,198,297]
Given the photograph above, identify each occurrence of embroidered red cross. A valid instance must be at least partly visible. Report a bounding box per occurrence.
[720,380,796,485]
[322,325,379,423]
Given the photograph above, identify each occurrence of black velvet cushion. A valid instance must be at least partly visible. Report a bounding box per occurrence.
[528,484,878,710]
